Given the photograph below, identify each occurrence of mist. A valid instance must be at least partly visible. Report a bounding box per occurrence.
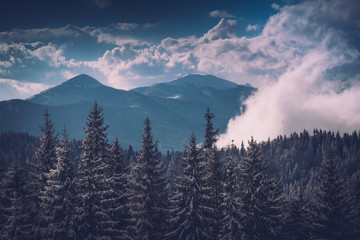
[218,0,360,147]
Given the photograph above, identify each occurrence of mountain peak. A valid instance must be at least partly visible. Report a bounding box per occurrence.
[62,74,104,89]
[169,74,238,90]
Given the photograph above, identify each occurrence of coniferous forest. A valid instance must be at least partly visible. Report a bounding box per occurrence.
[0,101,360,240]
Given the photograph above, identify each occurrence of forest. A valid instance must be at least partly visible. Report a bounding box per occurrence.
[0,101,359,240]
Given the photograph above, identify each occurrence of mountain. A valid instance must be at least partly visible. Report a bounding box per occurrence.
[0,74,254,151]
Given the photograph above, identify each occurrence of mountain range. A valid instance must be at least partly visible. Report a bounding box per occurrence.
[0,74,254,151]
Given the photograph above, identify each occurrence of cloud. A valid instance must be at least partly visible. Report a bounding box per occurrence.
[94,0,112,8]
[202,18,237,41]
[271,3,281,10]
[0,24,83,42]
[218,0,360,147]
[246,24,259,31]
[209,10,235,18]
[116,23,138,31]
[0,78,50,100]
[143,23,159,29]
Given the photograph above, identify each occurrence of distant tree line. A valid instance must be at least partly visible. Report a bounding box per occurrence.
[0,101,359,239]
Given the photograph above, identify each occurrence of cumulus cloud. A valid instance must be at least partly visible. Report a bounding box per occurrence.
[209,10,235,18]
[0,78,50,100]
[246,24,258,31]
[218,0,360,147]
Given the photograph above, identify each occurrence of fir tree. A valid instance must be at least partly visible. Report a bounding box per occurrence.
[32,108,58,184]
[218,146,243,240]
[203,107,219,150]
[283,186,311,240]
[128,118,168,240]
[240,138,271,240]
[312,149,352,239]
[201,107,222,237]
[0,161,33,239]
[266,176,286,239]
[166,134,213,240]
[39,128,76,239]
[28,108,57,238]
[103,138,131,239]
[74,101,113,239]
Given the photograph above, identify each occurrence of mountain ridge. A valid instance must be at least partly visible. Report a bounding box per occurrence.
[0,74,255,151]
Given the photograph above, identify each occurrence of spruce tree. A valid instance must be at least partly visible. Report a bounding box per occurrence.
[218,146,243,240]
[283,186,311,240]
[201,107,222,237]
[128,118,168,240]
[39,128,75,239]
[28,108,57,238]
[167,134,213,240]
[103,138,131,239]
[0,161,33,239]
[32,108,58,184]
[312,149,351,239]
[240,138,271,240]
[266,176,286,239]
[74,101,113,239]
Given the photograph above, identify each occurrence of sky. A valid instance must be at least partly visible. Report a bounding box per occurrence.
[1,0,360,145]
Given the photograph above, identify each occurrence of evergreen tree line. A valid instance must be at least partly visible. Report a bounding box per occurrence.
[0,101,359,239]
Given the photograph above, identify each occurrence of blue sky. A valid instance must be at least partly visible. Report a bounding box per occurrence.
[0,0,294,99]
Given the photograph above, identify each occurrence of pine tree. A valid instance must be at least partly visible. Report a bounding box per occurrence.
[128,118,168,240]
[32,108,58,184]
[240,138,271,240]
[28,108,57,238]
[266,176,286,239]
[203,107,219,150]
[0,161,33,239]
[103,138,131,239]
[218,146,243,240]
[74,101,113,239]
[39,128,76,239]
[166,134,213,240]
[200,107,222,237]
[312,149,352,239]
[283,186,311,240]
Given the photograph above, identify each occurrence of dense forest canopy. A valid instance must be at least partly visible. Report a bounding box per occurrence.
[0,102,359,239]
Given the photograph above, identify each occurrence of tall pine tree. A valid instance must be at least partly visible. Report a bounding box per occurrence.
[74,101,114,239]
[312,149,352,239]
[167,134,213,240]
[103,138,131,239]
[28,108,57,238]
[39,128,76,239]
[201,107,222,238]
[218,146,243,240]
[240,138,272,240]
[128,118,168,240]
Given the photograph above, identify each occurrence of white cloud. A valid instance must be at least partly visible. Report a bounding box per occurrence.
[116,23,138,31]
[218,0,360,147]
[209,10,235,18]
[271,3,281,10]
[246,24,258,31]
[0,78,50,100]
